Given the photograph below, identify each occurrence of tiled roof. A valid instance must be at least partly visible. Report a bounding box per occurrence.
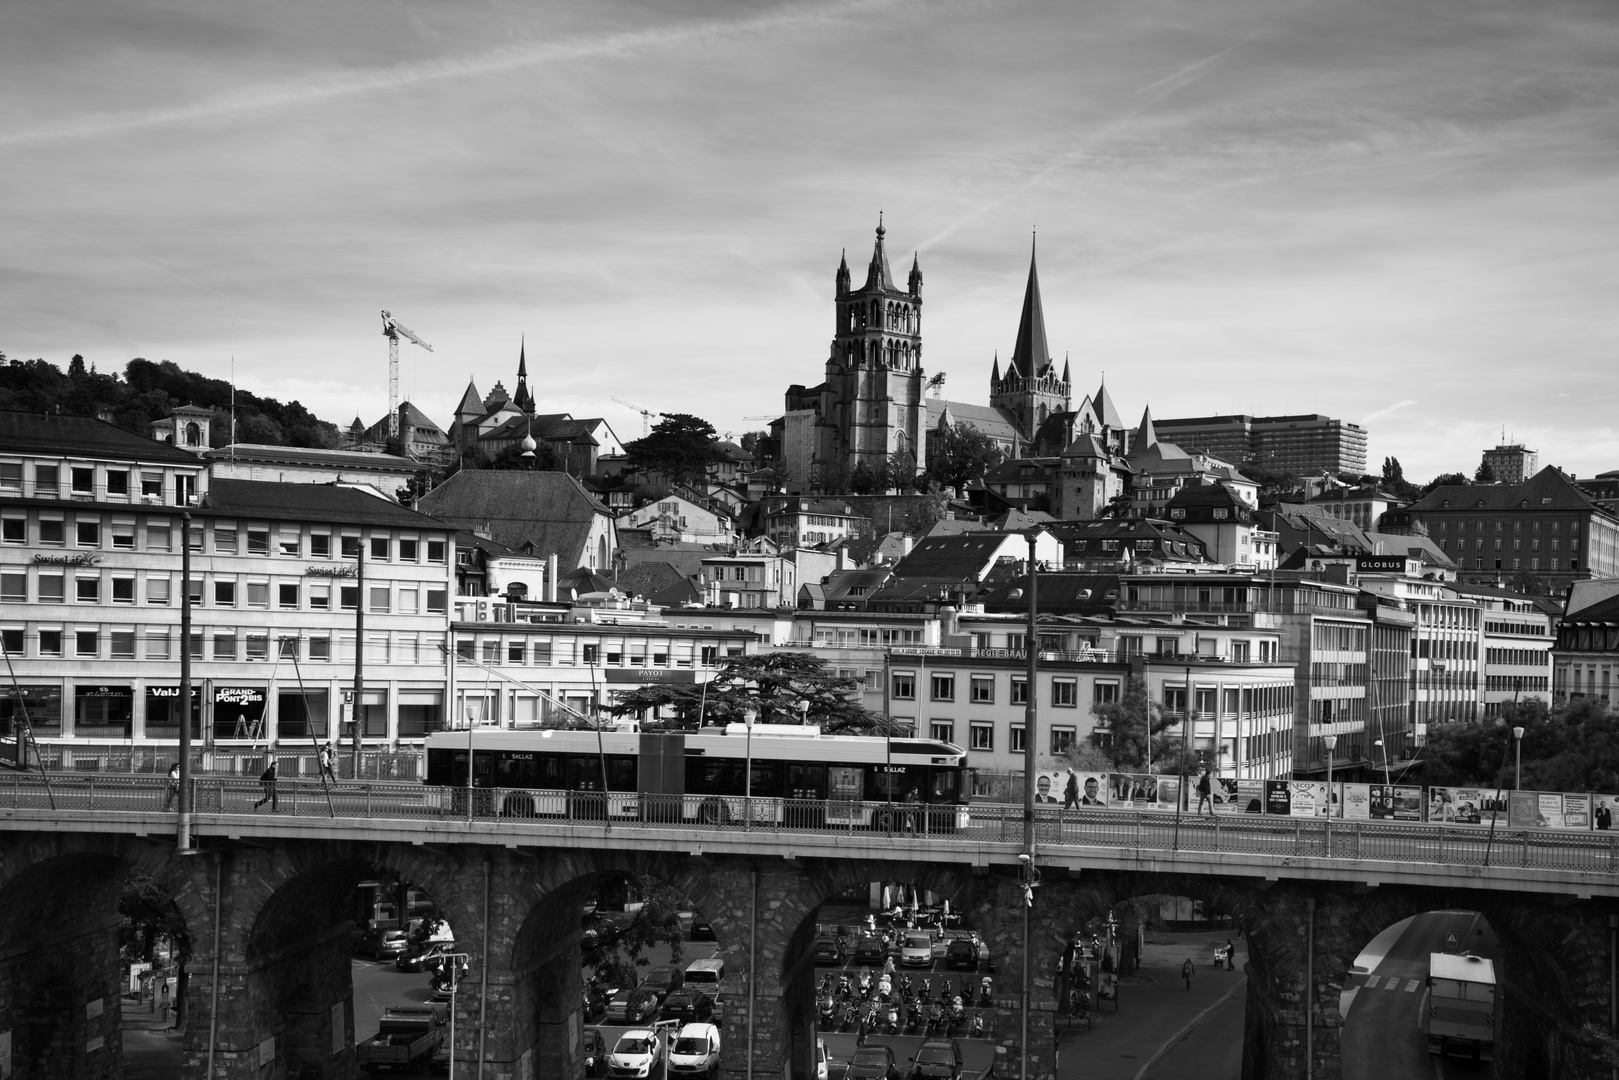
[207,444,418,471]
[927,399,1021,442]
[203,478,447,528]
[0,410,204,465]
[1406,466,1608,515]
[890,534,1014,579]
[1564,593,1619,623]
[417,471,610,570]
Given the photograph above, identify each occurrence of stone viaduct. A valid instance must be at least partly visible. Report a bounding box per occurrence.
[1,806,1617,1080]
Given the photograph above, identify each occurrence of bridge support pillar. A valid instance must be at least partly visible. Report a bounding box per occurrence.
[0,916,126,1080]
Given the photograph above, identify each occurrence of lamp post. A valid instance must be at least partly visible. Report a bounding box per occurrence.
[1021,530,1039,1080]
[1323,735,1338,854]
[1373,738,1390,789]
[743,707,759,804]
[1513,726,1525,790]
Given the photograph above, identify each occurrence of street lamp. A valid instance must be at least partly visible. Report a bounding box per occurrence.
[743,707,759,804]
[1512,726,1525,790]
[1373,738,1391,789]
[1323,735,1338,853]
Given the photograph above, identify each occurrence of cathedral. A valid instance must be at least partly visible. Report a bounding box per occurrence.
[780,223,1137,499]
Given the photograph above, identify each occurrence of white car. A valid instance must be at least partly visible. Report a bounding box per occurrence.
[667,1022,721,1077]
[900,932,935,968]
[607,1028,662,1079]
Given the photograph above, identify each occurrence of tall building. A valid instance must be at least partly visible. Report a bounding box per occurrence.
[1153,414,1369,476]
[1480,441,1538,484]
[987,240,1071,440]
[783,221,927,491]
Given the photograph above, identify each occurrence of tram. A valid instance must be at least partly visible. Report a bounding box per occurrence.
[422,722,971,829]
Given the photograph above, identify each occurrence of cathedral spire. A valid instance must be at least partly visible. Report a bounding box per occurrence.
[908,251,923,296]
[513,337,534,415]
[1008,233,1050,380]
[835,248,851,297]
[1135,405,1157,450]
[863,216,896,291]
[991,351,1001,385]
[1062,353,1070,384]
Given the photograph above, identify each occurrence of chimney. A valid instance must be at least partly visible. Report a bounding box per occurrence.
[547,554,558,602]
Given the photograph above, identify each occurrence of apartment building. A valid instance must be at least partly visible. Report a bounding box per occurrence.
[1151,414,1369,476]
[1454,585,1553,718]
[1552,592,1619,708]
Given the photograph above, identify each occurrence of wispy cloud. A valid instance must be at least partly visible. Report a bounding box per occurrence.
[0,0,897,149]
[1362,399,1418,424]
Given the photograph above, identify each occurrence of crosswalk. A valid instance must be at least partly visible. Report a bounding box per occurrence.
[1361,975,1419,992]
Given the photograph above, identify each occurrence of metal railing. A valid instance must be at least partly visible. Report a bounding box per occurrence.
[1,775,1615,877]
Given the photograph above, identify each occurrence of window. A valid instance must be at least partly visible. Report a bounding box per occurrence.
[891,672,916,700]
[0,573,24,602]
[214,581,236,607]
[71,467,94,495]
[278,637,299,659]
[278,534,300,556]
[110,630,135,659]
[427,540,447,563]
[1010,725,1026,753]
[1052,679,1077,707]
[38,519,64,545]
[1093,681,1119,705]
[931,673,955,701]
[0,463,19,492]
[399,538,418,561]
[1231,640,1250,663]
[38,575,64,603]
[340,586,359,610]
[76,577,100,603]
[309,636,331,660]
[969,723,994,750]
[970,675,994,703]
[145,629,170,659]
[398,588,418,615]
[507,642,525,664]
[141,472,163,500]
[214,528,238,554]
[1,518,22,544]
[278,583,298,609]
[0,628,21,655]
[111,577,134,604]
[247,530,270,556]
[111,524,135,550]
[309,584,330,610]
[426,589,447,615]
[146,524,171,552]
[1011,677,1028,705]
[76,630,99,658]
[369,587,390,614]
[39,630,63,656]
[146,577,170,605]
[481,640,500,662]
[187,526,203,551]
[341,536,361,559]
[76,520,100,547]
[213,632,237,660]
[930,721,954,743]
[1050,727,1076,754]
[310,534,331,558]
[35,464,59,496]
[370,536,389,560]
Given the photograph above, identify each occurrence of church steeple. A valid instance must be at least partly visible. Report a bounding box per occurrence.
[863,215,896,291]
[990,235,1071,448]
[835,248,851,297]
[1008,234,1050,377]
[513,337,534,415]
[908,252,923,297]
[991,351,1001,385]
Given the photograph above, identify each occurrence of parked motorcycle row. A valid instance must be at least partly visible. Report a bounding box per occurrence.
[816,971,992,1040]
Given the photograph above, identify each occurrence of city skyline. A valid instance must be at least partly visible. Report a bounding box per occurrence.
[3,0,1617,481]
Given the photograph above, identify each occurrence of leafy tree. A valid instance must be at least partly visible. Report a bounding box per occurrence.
[396,470,432,508]
[1474,460,1496,484]
[1421,472,1469,495]
[1381,456,1404,487]
[624,413,720,488]
[582,873,687,995]
[928,422,1003,496]
[606,652,893,734]
[119,868,191,966]
[848,459,891,496]
[1100,492,1134,519]
[1419,698,1619,793]
[1506,569,1546,596]
[1086,676,1184,771]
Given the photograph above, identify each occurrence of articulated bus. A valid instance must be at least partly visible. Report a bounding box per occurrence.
[422,723,970,829]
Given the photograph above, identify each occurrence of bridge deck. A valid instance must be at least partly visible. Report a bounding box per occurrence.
[0,774,1612,897]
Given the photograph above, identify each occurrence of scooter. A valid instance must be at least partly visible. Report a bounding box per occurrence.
[877,975,893,1003]
[837,973,853,1001]
[906,1004,923,1035]
[818,995,835,1027]
[858,1002,878,1044]
[979,976,994,1008]
[947,998,966,1034]
[840,1000,859,1032]
[926,1001,945,1036]
[899,975,914,1004]
[884,1003,901,1036]
[969,1011,985,1039]
[857,971,872,998]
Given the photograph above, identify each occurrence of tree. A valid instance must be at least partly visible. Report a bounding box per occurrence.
[1421,472,1469,495]
[1474,460,1496,484]
[606,652,894,734]
[1381,456,1405,488]
[1100,492,1133,519]
[1419,698,1619,793]
[582,872,687,995]
[927,422,1003,497]
[624,413,720,488]
[1086,676,1182,771]
[1507,569,1546,596]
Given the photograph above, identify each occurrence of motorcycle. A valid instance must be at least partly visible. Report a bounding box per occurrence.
[884,1003,900,1035]
[906,1004,923,1034]
[899,974,913,1003]
[837,974,853,1001]
[979,976,995,1008]
[947,998,966,1034]
[858,1003,877,1044]
[920,976,932,1002]
[840,1001,859,1031]
[818,995,835,1027]
[926,1002,944,1036]
[970,1011,985,1039]
[857,971,872,998]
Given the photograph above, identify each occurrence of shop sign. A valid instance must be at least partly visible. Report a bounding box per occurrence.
[603,669,700,684]
[76,685,132,698]
[33,552,100,566]
[215,687,266,706]
[304,565,359,578]
[147,686,200,700]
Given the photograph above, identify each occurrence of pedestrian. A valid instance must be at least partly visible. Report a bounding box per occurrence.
[1226,938,1236,971]
[162,761,181,811]
[1196,768,1214,816]
[319,741,336,784]
[1062,767,1079,810]
[254,758,278,811]
[1182,957,1194,990]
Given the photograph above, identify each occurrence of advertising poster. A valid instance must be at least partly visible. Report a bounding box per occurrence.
[1265,779,1292,817]
[1235,779,1265,814]
[1539,792,1566,829]
[1341,783,1372,820]
[1289,780,1326,818]
[1477,791,1509,826]
[1561,793,1592,830]
[1033,771,1063,806]
[1157,776,1183,812]
[1366,785,1422,821]
[1073,771,1110,808]
[1594,794,1619,831]
[1110,774,1160,808]
[1507,790,1544,828]
[1427,788,1485,825]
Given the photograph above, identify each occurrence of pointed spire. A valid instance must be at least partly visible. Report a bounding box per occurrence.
[1092,378,1124,431]
[991,351,1001,385]
[1061,353,1071,384]
[835,247,851,297]
[455,378,484,419]
[862,216,896,291]
[1135,406,1157,450]
[513,337,534,415]
[908,251,923,296]
[1008,233,1051,380]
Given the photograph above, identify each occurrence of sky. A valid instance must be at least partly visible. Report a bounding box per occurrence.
[2,0,1617,482]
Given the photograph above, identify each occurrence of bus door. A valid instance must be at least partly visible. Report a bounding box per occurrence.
[565,754,606,820]
[828,765,865,828]
[638,732,686,822]
[785,763,827,829]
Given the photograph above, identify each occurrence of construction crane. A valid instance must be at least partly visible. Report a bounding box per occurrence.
[380,310,433,440]
[613,397,662,438]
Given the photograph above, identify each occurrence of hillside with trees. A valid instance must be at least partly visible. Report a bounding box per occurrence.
[0,350,341,449]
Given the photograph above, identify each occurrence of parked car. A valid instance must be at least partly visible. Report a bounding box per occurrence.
[845,1044,899,1080]
[943,937,978,971]
[607,1028,663,1080]
[397,941,460,973]
[908,1040,964,1080]
[354,928,409,960]
[583,1028,606,1078]
[640,965,684,1002]
[661,989,714,1025]
[813,937,847,965]
[603,988,658,1025]
[900,933,935,968]
[582,911,626,950]
[690,919,718,942]
[667,1022,721,1078]
[853,935,887,965]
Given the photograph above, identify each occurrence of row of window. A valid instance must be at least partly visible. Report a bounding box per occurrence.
[1437,518,1574,533]
[452,639,741,667]
[0,570,447,615]
[0,626,445,663]
[892,671,1296,715]
[1484,620,1547,637]
[1484,647,1551,666]
[1463,557,1581,572]
[1484,676,1550,692]
[1445,536,1574,552]
[0,461,189,502]
[0,514,448,562]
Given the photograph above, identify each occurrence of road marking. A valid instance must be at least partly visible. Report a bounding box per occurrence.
[1407,979,1421,992]
[1366,976,1381,989]
[1131,976,1247,1080]
[1384,978,1400,991]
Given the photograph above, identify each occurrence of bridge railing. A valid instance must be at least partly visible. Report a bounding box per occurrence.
[2,773,1615,876]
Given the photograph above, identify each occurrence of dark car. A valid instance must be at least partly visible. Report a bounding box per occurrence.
[639,965,684,1002]
[845,1044,899,1080]
[908,1040,964,1080]
[603,987,658,1025]
[943,938,978,971]
[583,1028,606,1078]
[397,941,459,973]
[853,935,887,965]
[582,911,625,951]
[354,928,409,960]
[813,937,847,965]
[690,919,717,942]
[660,989,714,1025]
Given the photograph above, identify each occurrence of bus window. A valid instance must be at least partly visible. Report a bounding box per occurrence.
[787,763,827,800]
[471,750,494,787]
[749,761,780,797]
[688,758,744,795]
[930,769,959,802]
[607,756,637,792]
[567,755,603,791]
[829,765,864,802]
[496,752,538,787]
[869,765,919,801]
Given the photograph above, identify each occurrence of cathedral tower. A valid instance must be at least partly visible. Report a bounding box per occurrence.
[989,238,1070,442]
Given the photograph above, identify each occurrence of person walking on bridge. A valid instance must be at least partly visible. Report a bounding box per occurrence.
[254,758,279,811]
[1182,957,1194,991]
[162,761,181,811]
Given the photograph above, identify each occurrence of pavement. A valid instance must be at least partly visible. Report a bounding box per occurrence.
[1054,929,1246,1080]
[121,981,188,1080]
